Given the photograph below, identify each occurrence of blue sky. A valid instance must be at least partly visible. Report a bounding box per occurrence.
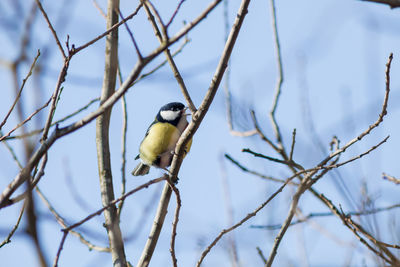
[0,0,399,266]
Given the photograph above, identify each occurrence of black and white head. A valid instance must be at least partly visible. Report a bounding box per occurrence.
[156,102,186,126]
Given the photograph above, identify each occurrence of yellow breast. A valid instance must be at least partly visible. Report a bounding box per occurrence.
[139,122,180,166]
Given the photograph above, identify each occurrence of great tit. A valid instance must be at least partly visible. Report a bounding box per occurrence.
[131,102,192,176]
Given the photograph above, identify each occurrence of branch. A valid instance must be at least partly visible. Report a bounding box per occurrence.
[169,183,182,267]
[35,0,66,59]
[382,172,400,185]
[0,96,51,142]
[0,50,40,131]
[36,187,110,252]
[223,0,257,138]
[138,0,251,265]
[252,203,400,230]
[225,153,292,184]
[63,177,166,232]
[0,202,25,248]
[361,0,400,8]
[0,0,223,210]
[196,162,298,267]
[268,0,284,150]
[4,98,100,141]
[142,0,196,113]
[95,0,127,266]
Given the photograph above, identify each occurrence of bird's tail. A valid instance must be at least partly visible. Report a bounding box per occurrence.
[131,163,150,176]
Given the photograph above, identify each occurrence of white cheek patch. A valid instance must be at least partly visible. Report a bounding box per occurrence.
[160,110,180,121]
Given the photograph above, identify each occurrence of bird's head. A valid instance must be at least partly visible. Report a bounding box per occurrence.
[157,102,187,125]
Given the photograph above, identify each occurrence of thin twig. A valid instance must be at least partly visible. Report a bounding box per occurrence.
[322,53,392,163]
[63,177,166,232]
[169,183,182,267]
[0,202,25,248]
[0,0,223,210]
[0,97,52,142]
[268,0,284,150]
[252,203,400,230]
[40,59,70,142]
[36,186,110,252]
[242,148,303,170]
[74,3,143,54]
[289,128,296,161]
[196,163,295,267]
[382,172,400,185]
[117,8,143,60]
[361,0,400,8]
[92,0,107,18]
[220,153,239,267]
[4,98,100,141]
[224,0,257,138]
[256,247,267,264]
[224,154,293,184]
[142,0,196,113]
[265,164,334,267]
[166,0,186,28]
[144,0,168,39]
[250,110,280,152]
[1,131,23,169]
[117,67,128,219]
[138,2,251,266]
[0,50,40,131]
[4,154,48,208]
[35,0,66,59]
[53,232,68,267]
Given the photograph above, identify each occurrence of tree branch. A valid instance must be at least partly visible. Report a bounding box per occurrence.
[95,0,127,266]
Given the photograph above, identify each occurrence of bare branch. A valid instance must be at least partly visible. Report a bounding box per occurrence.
[95,0,127,265]
[256,247,267,264]
[224,0,257,138]
[0,97,52,142]
[252,203,400,230]
[220,153,239,267]
[196,163,298,267]
[63,177,166,232]
[289,128,296,161]
[382,172,400,185]
[135,182,173,267]
[74,3,143,54]
[144,0,168,39]
[268,0,284,150]
[224,153,292,184]
[35,0,66,59]
[117,95,128,218]
[117,8,143,60]
[137,0,246,265]
[0,0,223,210]
[361,0,400,8]
[4,98,100,141]
[53,232,68,267]
[322,53,392,163]
[166,0,186,28]
[0,202,25,248]
[0,50,40,131]
[142,0,196,113]
[242,148,303,170]
[36,187,110,252]
[40,60,69,142]
[169,183,182,267]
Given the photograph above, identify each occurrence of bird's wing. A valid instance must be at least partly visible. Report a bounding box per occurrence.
[143,117,158,138]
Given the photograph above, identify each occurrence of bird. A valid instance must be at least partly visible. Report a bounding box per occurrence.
[131,102,192,176]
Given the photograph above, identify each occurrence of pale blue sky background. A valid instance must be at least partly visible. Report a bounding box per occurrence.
[0,0,399,266]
